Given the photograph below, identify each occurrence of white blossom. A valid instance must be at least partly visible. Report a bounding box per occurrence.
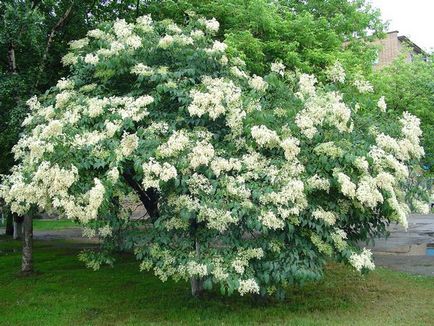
[238,279,260,296]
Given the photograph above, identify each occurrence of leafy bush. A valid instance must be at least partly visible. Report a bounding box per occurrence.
[0,15,428,298]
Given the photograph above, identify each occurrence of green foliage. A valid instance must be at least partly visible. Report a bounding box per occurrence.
[142,0,384,76]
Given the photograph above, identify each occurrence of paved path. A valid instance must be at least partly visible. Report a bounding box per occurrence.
[369,214,434,276]
[3,215,434,276]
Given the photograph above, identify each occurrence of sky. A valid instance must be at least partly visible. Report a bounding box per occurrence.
[369,0,434,51]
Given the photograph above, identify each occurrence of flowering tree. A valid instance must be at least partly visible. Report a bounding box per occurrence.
[0,15,428,297]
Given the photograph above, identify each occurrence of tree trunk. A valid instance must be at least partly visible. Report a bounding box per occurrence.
[5,210,14,236]
[190,239,204,296]
[13,214,24,239]
[7,42,17,74]
[21,214,33,274]
[34,3,74,89]
[13,220,23,239]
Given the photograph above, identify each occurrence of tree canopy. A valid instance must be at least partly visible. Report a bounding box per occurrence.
[0,0,384,176]
[0,15,428,297]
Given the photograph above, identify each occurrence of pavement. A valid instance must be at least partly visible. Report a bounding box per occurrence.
[2,214,434,276]
[368,214,434,276]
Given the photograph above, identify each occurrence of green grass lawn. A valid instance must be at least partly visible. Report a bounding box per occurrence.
[0,218,77,231]
[0,238,433,326]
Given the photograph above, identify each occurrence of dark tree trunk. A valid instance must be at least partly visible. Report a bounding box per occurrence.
[190,239,204,297]
[34,3,74,89]
[7,42,17,74]
[122,171,159,220]
[5,210,14,236]
[21,214,33,274]
[13,214,24,240]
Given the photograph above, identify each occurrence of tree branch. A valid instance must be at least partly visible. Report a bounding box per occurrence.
[122,171,159,221]
[34,2,74,90]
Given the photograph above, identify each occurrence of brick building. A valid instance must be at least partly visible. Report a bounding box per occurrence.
[373,31,427,69]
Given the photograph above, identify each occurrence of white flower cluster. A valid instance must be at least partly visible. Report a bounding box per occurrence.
[314,141,343,158]
[326,61,346,83]
[249,75,268,92]
[188,173,213,195]
[353,78,374,93]
[158,34,194,49]
[296,74,317,99]
[188,140,215,169]
[157,131,190,158]
[377,96,387,112]
[188,77,242,120]
[198,17,220,33]
[142,158,177,190]
[280,136,300,161]
[336,172,356,198]
[307,175,330,192]
[271,61,285,76]
[120,133,139,157]
[238,279,260,296]
[210,157,242,177]
[84,53,99,65]
[349,248,375,272]
[56,78,74,90]
[356,176,384,209]
[136,15,153,32]
[354,157,369,173]
[232,248,264,274]
[131,63,154,76]
[98,224,113,238]
[198,207,237,232]
[226,176,251,199]
[258,211,284,229]
[205,40,227,54]
[251,125,280,148]
[295,90,352,139]
[312,208,337,225]
[186,261,208,277]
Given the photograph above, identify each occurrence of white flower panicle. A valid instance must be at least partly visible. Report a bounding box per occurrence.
[353,78,374,93]
[271,61,285,76]
[198,207,237,232]
[238,279,260,296]
[158,131,190,157]
[142,158,177,190]
[120,133,139,157]
[189,141,215,169]
[377,96,387,112]
[199,17,220,33]
[336,172,356,198]
[258,211,284,230]
[251,125,280,148]
[349,248,375,272]
[326,61,345,83]
[249,75,268,92]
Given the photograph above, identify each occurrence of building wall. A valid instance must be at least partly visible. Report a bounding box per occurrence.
[373,31,402,69]
[373,31,420,69]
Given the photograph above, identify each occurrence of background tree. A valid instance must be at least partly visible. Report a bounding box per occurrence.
[371,54,434,176]
[142,0,384,76]
[1,15,428,297]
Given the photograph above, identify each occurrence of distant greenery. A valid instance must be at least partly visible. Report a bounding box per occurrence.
[371,54,434,175]
[0,239,433,325]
